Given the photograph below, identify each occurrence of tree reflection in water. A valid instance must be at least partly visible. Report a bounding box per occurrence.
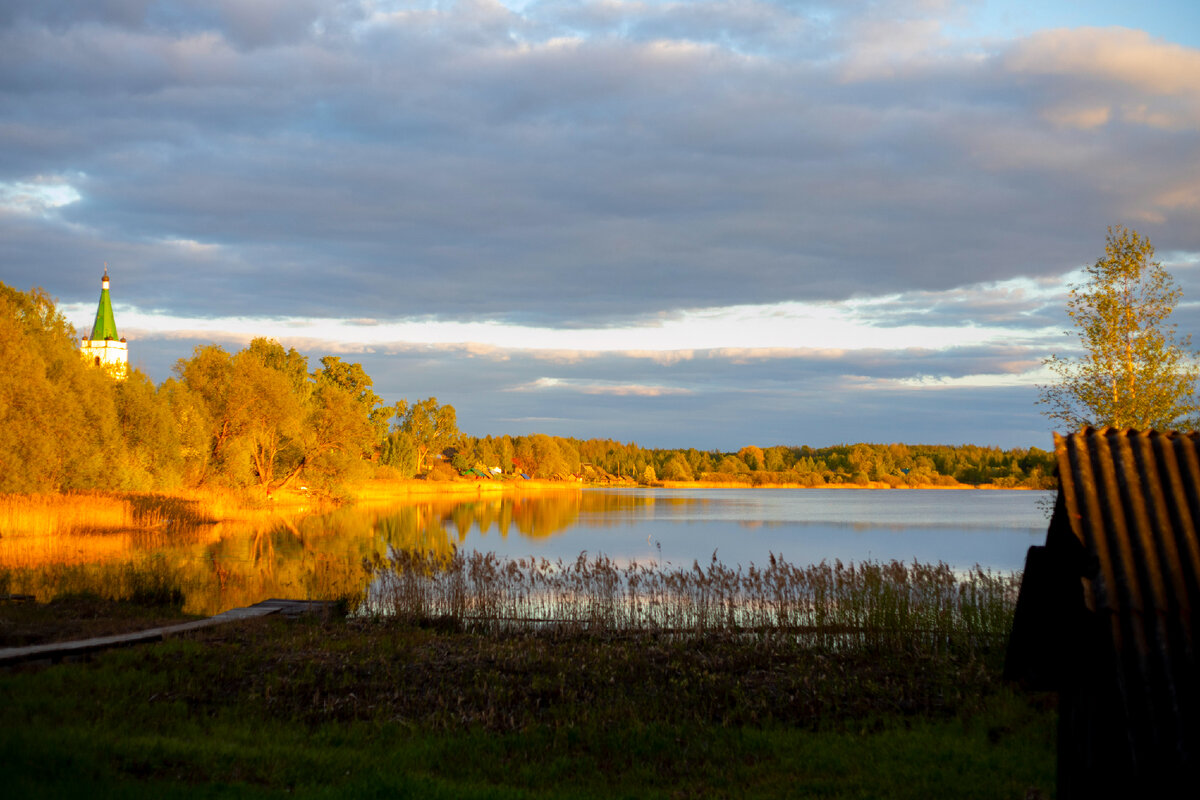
[0,491,667,616]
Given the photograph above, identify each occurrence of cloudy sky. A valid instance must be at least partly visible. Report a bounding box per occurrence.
[3,1,1199,450]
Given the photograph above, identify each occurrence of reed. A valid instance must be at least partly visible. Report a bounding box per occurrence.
[365,549,1020,649]
[0,491,221,537]
[0,492,135,536]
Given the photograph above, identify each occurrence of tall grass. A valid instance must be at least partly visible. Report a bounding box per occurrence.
[365,549,1019,648]
[0,491,219,537]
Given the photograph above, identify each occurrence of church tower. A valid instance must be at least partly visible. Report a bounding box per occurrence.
[80,267,128,378]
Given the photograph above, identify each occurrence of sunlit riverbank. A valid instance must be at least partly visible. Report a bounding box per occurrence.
[1,487,1047,617]
[351,476,583,502]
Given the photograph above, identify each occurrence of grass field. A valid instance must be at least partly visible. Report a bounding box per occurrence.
[0,595,1055,798]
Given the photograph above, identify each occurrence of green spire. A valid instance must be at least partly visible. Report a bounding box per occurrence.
[90,268,119,341]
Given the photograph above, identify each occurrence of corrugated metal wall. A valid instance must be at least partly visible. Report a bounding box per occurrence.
[1049,428,1200,797]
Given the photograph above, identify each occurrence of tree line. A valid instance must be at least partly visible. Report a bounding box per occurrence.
[2,282,422,494]
[1,281,1057,495]
[448,436,1056,488]
[7,226,1194,495]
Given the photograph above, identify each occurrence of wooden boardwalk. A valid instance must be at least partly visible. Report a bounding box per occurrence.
[0,599,336,668]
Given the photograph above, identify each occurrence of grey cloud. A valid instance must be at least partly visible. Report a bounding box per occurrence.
[0,1,156,30]
[0,0,349,48]
[529,0,824,56]
[2,1,1198,451]
[6,4,1198,326]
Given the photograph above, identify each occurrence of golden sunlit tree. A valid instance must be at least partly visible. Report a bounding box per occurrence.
[392,397,459,474]
[0,283,127,491]
[173,339,384,492]
[1039,226,1200,431]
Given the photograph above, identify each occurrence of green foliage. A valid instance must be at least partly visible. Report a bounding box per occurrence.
[233,340,309,487]
[392,397,459,474]
[317,355,389,443]
[717,454,750,474]
[0,283,126,492]
[0,284,394,495]
[172,339,385,492]
[447,432,1055,487]
[738,445,765,471]
[380,430,420,478]
[511,433,576,478]
[1040,225,1200,431]
[660,452,694,481]
[114,370,184,489]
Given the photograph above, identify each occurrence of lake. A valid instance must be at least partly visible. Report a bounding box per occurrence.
[2,487,1051,615]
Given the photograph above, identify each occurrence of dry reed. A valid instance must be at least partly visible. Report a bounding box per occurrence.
[0,491,218,538]
[365,549,1019,649]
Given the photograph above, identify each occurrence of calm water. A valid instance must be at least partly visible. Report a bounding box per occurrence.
[452,488,1051,571]
[8,488,1051,615]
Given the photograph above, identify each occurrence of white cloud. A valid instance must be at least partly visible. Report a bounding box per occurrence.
[71,272,1067,359]
[1005,27,1200,96]
[889,367,1053,390]
[0,178,81,215]
[511,377,692,396]
[159,238,221,254]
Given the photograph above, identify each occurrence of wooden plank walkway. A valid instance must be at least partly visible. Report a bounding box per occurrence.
[0,599,336,668]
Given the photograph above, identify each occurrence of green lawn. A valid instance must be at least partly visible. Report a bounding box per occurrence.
[0,611,1055,798]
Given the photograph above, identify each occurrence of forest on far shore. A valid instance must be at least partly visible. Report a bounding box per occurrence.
[449,436,1056,489]
[1,281,1056,495]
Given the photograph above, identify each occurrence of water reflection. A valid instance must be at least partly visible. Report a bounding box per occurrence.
[0,489,1047,616]
[370,490,659,546]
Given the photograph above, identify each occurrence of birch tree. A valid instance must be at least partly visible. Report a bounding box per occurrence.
[1039,226,1199,431]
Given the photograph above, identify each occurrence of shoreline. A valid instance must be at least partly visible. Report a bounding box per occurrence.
[350,477,582,501]
[657,480,1041,490]
[0,478,1046,532]
[352,477,1044,500]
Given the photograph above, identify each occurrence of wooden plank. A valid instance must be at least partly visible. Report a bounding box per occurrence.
[0,599,334,668]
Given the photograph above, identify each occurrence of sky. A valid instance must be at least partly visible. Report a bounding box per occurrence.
[3,0,1200,451]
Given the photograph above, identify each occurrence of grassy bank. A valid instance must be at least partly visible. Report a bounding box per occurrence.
[0,598,1055,798]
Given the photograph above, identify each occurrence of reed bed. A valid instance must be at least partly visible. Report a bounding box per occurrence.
[365,550,1019,649]
[0,491,218,537]
[0,492,136,536]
